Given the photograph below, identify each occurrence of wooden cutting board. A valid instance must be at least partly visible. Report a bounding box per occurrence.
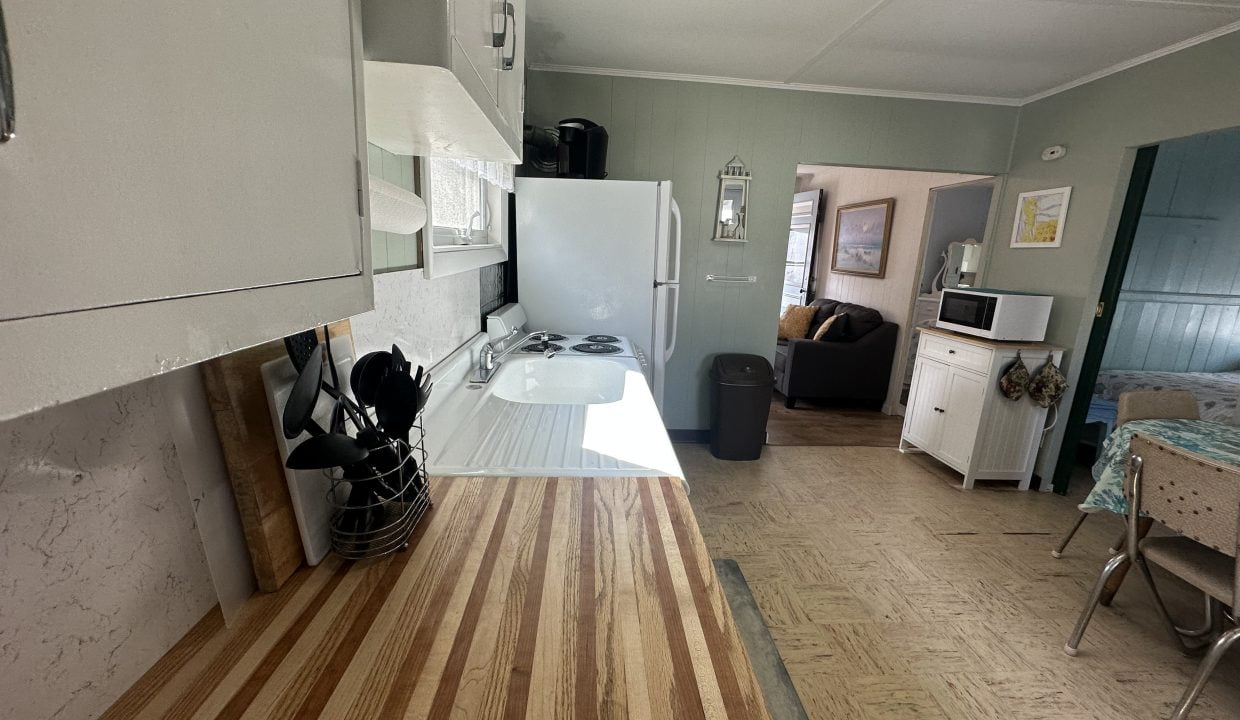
[201,322,352,592]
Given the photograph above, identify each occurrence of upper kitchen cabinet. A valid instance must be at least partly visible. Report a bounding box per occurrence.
[360,0,524,163]
[0,0,372,421]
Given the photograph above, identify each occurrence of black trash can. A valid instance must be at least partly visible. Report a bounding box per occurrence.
[709,353,774,460]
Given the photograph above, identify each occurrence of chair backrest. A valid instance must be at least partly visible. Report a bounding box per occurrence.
[1129,434,1240,559]
[1117,390,1199,428]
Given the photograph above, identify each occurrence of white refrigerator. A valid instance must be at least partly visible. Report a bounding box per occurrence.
[514,178,681,411]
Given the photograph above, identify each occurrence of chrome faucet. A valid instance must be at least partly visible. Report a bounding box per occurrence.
[472,329,554,383]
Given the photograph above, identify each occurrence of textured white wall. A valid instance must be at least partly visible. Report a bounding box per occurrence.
[350,267,482,370]
[0,265,481,720]
[797,165,988,412]
[0,379,218,720]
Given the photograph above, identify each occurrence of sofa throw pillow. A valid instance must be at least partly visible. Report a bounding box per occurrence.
[807,299,840,337]
[833,303,884,340]
[778,304,816,340]
[812,313,849,341]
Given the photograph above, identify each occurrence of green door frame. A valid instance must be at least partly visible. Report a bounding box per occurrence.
[1051,145,1160,494]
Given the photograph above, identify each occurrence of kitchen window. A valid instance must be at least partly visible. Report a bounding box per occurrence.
[420,157,513,278]
[427,158,494,248]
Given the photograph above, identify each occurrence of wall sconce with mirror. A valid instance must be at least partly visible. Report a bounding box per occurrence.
[713,155,752,242]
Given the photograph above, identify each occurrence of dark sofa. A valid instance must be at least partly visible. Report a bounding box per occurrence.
[774,298,899,408]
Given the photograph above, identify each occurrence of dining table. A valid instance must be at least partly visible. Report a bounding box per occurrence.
[1082,417,1240,603]
[1085,418,1240,515]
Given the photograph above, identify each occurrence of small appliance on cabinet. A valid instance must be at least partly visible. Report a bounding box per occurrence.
[936,288,1053,342]
[900,327,1063,490]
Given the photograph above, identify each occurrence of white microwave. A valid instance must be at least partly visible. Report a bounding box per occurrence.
[936,288,1053,341]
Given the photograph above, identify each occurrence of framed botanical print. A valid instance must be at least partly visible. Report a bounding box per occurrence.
[1010,186,1071,248]
[830,198,895,278]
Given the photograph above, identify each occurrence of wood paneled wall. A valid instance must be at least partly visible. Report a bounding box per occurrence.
[1101,128,1240,372]
[525,71,1017,429]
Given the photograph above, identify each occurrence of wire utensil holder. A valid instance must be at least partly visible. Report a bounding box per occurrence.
[324,414,433,560]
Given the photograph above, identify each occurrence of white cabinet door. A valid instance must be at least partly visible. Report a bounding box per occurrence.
[0,0,370,420]
[0,0,365,322]
[904,358,949,450]
[452,0,501,106]
[496,0,525,135]
[938,368,986,470]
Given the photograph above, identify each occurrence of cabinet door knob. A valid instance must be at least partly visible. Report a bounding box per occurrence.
[947,349,956,354]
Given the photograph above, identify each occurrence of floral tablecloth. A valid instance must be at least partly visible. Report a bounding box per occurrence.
[1084,418,1240,514]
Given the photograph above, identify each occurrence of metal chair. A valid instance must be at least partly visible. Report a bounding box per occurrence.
[1052,390,1200,559]
[1065,433,1240,719]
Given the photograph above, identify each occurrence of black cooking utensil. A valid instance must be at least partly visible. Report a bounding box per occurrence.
[350,352,382,404]
[391,344,407,375]
[282,344,324,439]
[411,365,424,411]
[329,397,346,434]
[323,326,342,391]
[285,432,370,470]
[354,350,392,407]
[283,329,319,372]
[376,371,419,443]
[417,380,433,413]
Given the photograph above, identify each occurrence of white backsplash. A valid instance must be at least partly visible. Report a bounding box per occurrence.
[351,268,482,370]
[0,266,482,720]
[0,378,218,720]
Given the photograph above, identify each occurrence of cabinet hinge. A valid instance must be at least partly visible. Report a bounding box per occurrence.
[355,158,366,219]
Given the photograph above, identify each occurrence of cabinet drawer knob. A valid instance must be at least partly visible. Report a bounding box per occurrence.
[947,349,956,354]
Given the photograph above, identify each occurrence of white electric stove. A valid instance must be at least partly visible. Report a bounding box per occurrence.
[487,305,649,375]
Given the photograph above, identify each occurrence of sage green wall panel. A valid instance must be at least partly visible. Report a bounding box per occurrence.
[983,31,1240,481]
[526,71,1018,429]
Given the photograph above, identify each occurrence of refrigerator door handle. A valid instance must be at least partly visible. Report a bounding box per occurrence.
[667,199,682,284]
[665,284,679,361]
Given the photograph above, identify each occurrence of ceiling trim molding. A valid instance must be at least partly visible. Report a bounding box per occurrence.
[526,64,1024,107]
[1019,19,1240,104]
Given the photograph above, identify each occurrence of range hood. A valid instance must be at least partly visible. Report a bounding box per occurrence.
[360,0,521,163]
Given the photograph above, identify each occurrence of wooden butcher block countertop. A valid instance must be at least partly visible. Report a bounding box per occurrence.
[103,476,771,720]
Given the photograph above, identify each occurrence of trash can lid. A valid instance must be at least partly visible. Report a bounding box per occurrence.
[711,353,774,386]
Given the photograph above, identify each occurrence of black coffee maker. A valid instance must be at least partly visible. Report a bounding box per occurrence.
[556,118,608,179]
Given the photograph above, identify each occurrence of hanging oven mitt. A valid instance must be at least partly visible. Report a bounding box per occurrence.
[998,351,1030,401]
[1028,353,1068,408]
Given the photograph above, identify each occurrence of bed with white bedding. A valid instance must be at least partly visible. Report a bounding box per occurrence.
[1089,369,1240,430]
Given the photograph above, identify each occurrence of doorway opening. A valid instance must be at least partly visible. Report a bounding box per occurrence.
[901,177,998,407]
[1054,125,1240,493]
[770,164,994,445]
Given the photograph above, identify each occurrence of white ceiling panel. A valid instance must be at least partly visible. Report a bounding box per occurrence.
[527,0,1240,103]
[525,0,880,82]
[795,0,1240,98]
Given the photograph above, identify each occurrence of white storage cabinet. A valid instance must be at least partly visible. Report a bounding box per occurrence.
[0,0,372,421]
[900,328,1064,490]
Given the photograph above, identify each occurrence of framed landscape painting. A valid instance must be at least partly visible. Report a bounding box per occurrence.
[831,198,895,278]
[1010,186,1071,248]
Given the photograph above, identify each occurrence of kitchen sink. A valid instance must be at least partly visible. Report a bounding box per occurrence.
[492,356,626,405]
